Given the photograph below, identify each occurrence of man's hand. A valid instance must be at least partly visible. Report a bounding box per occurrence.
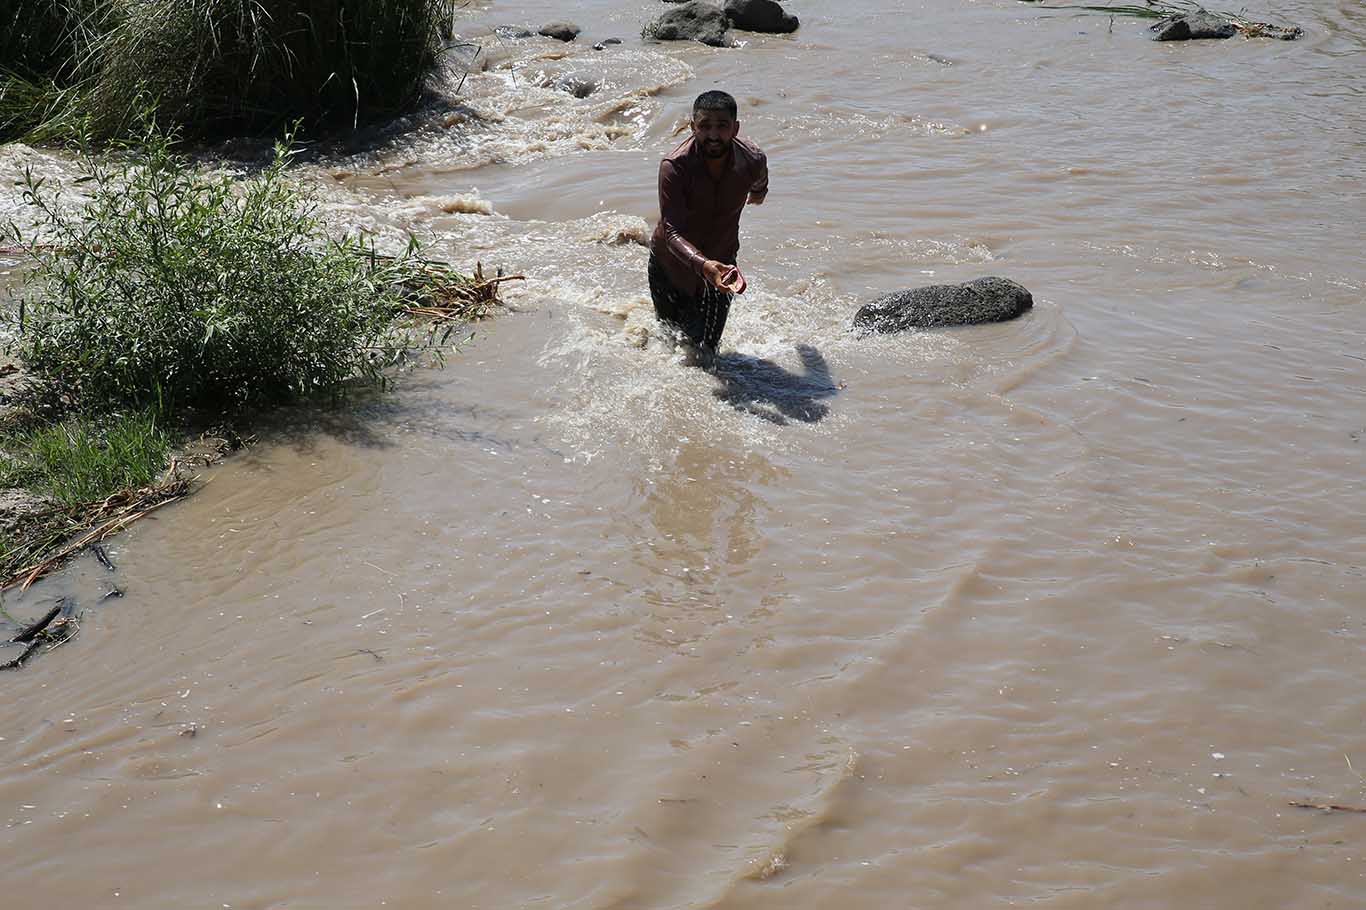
[703,260,746,294]
[748,192,765,206]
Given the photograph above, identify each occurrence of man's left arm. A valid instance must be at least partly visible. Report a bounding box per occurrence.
[748,151,769,206]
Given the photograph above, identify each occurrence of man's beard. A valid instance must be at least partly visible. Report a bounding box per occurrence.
[702,140,729,159]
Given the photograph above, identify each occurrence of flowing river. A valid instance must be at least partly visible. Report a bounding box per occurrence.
[2,1,1365,907]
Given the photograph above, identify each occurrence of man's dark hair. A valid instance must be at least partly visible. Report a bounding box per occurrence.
[693,90,737,120]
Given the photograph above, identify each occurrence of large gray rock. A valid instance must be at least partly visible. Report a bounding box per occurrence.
[1150,12,1237,40]
[643,1,732,47]
[854,277,1034,332]
[725,0,798,34]
[538,22,581,42]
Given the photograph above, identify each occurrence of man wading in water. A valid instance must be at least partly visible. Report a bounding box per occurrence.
[649,90,768,365]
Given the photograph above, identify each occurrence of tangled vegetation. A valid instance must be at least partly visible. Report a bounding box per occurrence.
[1,0,459,143]
[1016,0,1303,39]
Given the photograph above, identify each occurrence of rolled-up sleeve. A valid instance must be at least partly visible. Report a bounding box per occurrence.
[749,151,769,201]
[659,159,709,276]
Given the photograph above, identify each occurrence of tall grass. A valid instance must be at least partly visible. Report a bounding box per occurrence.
[2,0,458,142]
[0,1,116,80]
[0,1,117,141]
[94,0,457,139]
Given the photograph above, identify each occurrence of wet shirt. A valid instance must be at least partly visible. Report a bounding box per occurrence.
[651,135,769,297]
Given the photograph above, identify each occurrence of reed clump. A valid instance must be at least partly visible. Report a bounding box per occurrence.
[1,0,459,143]
[0,0,115,80]
[0,1,117,141]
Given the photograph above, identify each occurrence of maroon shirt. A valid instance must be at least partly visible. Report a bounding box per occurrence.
[650,135,769,297]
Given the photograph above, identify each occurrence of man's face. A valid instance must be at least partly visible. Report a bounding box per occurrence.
[691,109,739,159]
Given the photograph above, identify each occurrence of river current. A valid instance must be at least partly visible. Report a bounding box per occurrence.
[2,1,1365,907]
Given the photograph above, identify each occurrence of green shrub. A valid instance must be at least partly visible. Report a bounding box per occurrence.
[89,0,457,139]
[0,410,170,507]
[7,124,419,414]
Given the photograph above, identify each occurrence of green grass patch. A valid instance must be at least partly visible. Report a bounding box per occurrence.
[0,410,169,507]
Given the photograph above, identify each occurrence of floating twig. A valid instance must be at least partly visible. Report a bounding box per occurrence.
[92,543,115,571]
[0,640,42,670]
[1289,802,1366,814]
[11,605,61,643]
[1,481,189,592]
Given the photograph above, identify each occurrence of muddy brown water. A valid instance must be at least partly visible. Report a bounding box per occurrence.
[3,1,1365,907]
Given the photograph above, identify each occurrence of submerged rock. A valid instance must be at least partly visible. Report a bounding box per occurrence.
[554,74,600,99]
[539,22,581,42]
[1150,12,1237,40]
[493,25,534,39]
[853,277,1034,332]
[643,1,732,47]
[725,0,799,34]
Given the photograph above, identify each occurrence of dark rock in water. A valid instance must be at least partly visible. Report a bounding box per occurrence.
[555,74,599,99]
[643,1,732,47]
[593,37,624,50]
[494,25,534,39]
[539,22,581,42]
[1150,12,1237,40]
[853,277,1034,333]
[725,0,799,34]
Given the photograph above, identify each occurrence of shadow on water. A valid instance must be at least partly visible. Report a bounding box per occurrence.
[710,344,840,425]
[245,376,562,459]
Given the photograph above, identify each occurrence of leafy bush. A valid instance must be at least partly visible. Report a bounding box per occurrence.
[0,410,169,507]
[7,124,419,414]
